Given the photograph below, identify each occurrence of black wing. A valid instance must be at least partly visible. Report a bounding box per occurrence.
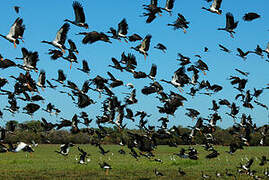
[73,1,86,23]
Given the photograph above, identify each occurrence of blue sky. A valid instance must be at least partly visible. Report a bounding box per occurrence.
[0,0,268,129]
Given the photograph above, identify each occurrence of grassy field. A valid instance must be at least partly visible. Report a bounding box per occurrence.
[0,144,268,179]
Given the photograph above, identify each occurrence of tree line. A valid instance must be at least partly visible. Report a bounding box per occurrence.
[2,120,268,146]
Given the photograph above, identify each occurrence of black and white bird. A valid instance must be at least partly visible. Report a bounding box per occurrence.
[13,142,34,153]
[147,64,157,81]
[154,168,164,176]
[117,18,128,42]
[0,17,25,48]
[99,161,112,175]
[52,69,66,84]
[65,1,88,29]
[131,34,152,60]
[55,143,75,156]
[16,48,39,72]
[161,0,175,15]
[77,146,89,164]
[41,23,70,53]
[218,13,239,38]
[202,0,222,15]
[37,70,46,90]
[68,39,79,54]
[167,13,189,33]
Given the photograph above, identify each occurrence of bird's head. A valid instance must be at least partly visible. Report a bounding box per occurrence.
[84,23,89,29]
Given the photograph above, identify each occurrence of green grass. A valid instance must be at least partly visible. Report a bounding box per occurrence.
[0,145,268,179]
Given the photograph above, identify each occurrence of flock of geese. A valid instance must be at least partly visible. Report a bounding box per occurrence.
[0,0,268,178]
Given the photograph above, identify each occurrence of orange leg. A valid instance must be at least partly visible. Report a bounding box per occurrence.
[13,41,17,48]
[61,49,65,54]
[144,54,147,61]
[105,169,109,175]
[70,62,72,70]
[203,71,207,75]
[183,28,187,34]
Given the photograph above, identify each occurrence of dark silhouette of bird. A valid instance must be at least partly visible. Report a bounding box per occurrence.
[23,103,40,116]
[77,60,90,74]
[218,13,238,38]
[177,53,191,66]
[14,6,20,14]
[40,117,56,131]
[206,149,220,159]
[219,44,231,53]
[52,69,66,84]
[154,43,167,53]
[67,39,79,54]
[77,31,111,44]
[65,1,88,29]
[235,68,249,76]
[131,34,152,60]
[98,144,110,155]
[0,54,16,69]
[243,12,260,21]
[0,77,8,89]
[62,49,78,69]
[259,156,269,166]
[142,0,163,23]
[48,49,63,60]
[128,33,143,42]
[168,13,189,33]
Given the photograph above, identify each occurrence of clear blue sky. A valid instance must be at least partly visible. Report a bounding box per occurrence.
[0,0,268,129]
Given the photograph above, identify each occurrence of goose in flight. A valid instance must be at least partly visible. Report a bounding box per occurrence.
[77,31,111,44]
[167,13,189,33]
[65,1,88,29]
[202,0,222,15]
[131,34,152,60]
[161,0,175,15]
[0,17,25,48]
[16,48,39,72]
[218,13,238,38]
[243,12,260,21]
[41,23,70,53]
